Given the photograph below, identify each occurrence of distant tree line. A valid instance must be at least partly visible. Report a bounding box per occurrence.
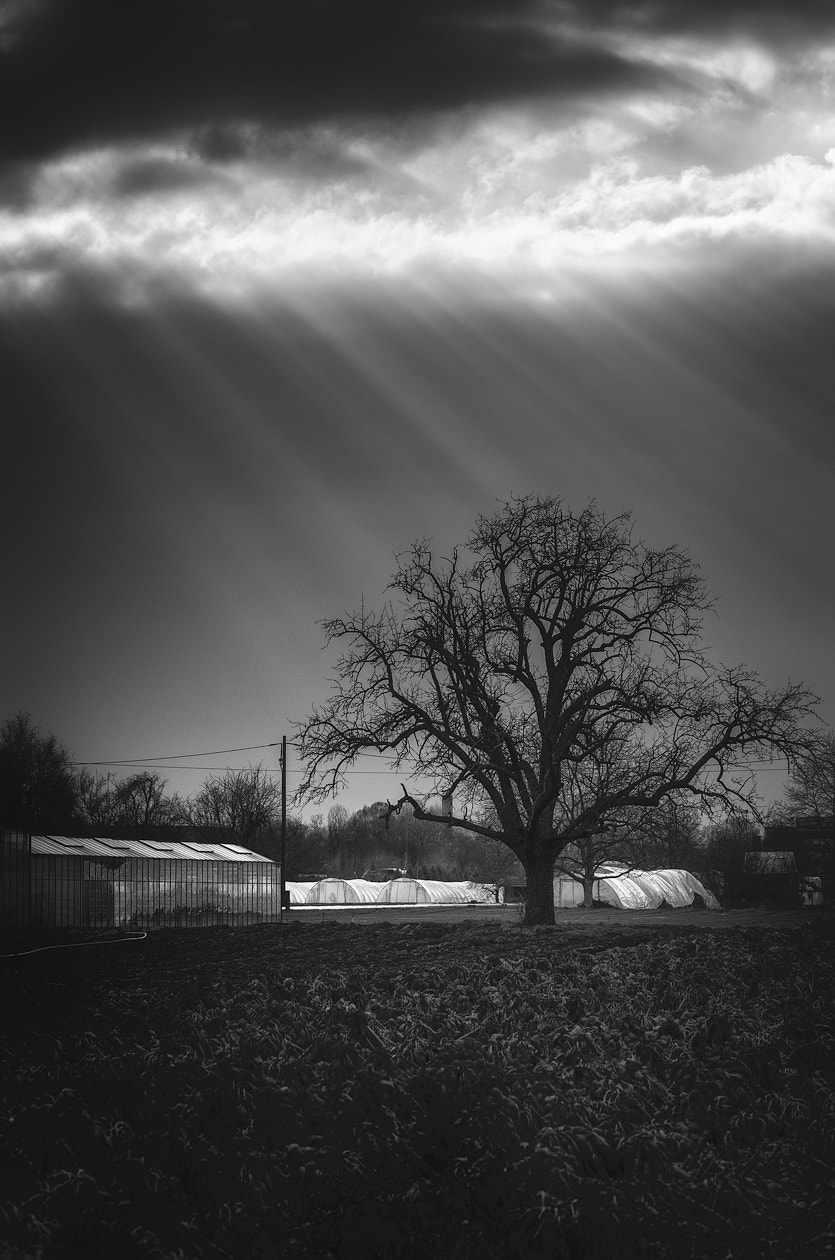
[0,712,520,882]
[1,710,832,898]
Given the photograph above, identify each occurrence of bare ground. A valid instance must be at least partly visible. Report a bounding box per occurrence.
[285,902,829,930]
[2,904,832,960]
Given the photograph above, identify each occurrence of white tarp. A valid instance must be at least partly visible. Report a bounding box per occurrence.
[629,869,684,908]
[553,864,720,910]
[591,864,719,909]
[652,868,720,909]
[595,868,655,909]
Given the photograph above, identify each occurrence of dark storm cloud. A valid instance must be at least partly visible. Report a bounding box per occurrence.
[0,159,33,210]
[188,124,380,184]
[0,0,681,166]
[111,156,234,199]
[570,0,835,40]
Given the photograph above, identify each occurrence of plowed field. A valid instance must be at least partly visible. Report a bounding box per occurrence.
[2,915,834,1259]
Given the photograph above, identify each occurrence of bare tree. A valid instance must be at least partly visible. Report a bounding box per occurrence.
[549,731,652,907]
[113,771,176,827]
[184,764,281,847]
[554,748,705,906]
[769,731,835,886]
[784,733,835,825]
[327,803,350,865]
[77,770,178,829]
[629,796,704,871]
[296,495,817,925]
[77,770,120,829]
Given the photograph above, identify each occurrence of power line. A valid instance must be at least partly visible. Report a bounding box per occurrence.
[74,755,789,774]
[72,742,400,768]
[72,741,281,766]
[74,761,399,775]
[74,741,786,773]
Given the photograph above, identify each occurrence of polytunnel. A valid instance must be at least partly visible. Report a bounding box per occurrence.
[648,869,719,909]
[284,881,316,905]
[463,881,497,904]
[629,869,684,907]
[592,866,655,910]
[375,878,472,904]
[305,878,380,904]
[582,864,719,910]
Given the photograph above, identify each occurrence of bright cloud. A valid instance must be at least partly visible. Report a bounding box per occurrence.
[607,31,779,95]
[3,30,835,303]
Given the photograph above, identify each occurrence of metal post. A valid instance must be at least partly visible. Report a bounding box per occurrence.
[280,735,287,915]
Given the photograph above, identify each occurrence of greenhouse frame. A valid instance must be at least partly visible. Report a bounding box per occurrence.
[1,831,282,928]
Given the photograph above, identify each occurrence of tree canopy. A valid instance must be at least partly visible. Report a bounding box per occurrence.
[181,764,282,846]
[296,495,818,924]
[0,711,82,831]
[77,769,180,829]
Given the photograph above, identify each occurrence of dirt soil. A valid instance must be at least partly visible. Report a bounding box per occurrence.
[1,905,832,963]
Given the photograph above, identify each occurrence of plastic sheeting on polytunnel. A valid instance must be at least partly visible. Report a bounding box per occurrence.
[585,864,719,910]
[593,866,656,909]
[463,881,498,904]
[375,878,471,904]
[285,882,316,905]
[649,869,719,909]
[305,878,380,904]
[629,869,685,908]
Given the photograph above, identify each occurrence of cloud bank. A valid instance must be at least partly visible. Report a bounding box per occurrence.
[2,0,835,299]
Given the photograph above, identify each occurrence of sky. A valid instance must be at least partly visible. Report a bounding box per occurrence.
[2,0,834,820]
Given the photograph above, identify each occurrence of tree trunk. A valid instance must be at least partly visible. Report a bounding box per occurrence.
[583,872,595,909]
[522,847,556,926]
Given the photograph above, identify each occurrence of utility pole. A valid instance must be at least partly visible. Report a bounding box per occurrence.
[280,735,288,915]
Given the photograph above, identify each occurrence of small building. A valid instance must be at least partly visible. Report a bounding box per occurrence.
[739,851,800,909]
[1,831,281,929]
[763,819,833,905]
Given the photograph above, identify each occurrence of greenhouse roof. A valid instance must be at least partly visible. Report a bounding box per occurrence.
[31,836,275,862]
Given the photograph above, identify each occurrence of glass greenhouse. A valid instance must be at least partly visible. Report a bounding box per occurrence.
[4,834,282,928]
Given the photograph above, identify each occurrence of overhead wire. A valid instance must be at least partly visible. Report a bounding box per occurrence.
[71,741,281,765]
[73,762,400,775]
[73,742,400,770]
[71,740,791,780]
[73,743,790,771]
